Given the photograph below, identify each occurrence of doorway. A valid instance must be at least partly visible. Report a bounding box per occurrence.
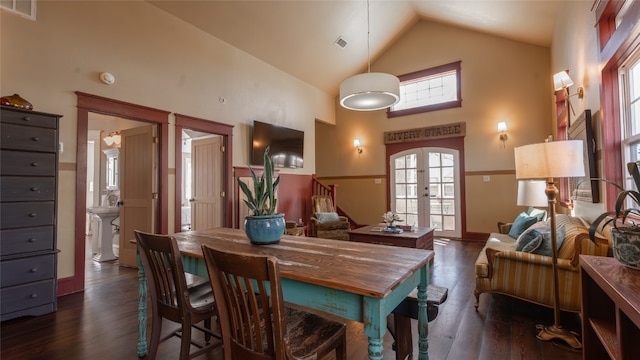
[174,113,234,231]
[181,131,223,231]
[61,92,170,296]
[385,136,466,239]
[86,114,153,267]
[390,147,462,238]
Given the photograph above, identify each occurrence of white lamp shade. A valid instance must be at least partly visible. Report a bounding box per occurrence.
[517,180,548,207]
[553,71,574,91]
[514,140,585,179]
[339,72,400,111]
[497,122,507,132]
[112,133,121,145]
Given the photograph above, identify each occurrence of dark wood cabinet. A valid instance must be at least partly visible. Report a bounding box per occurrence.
[0,105,61,321]
[580,255,640,360]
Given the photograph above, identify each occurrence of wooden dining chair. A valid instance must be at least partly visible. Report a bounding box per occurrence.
[134,230,222,360]
[201,244,347,360]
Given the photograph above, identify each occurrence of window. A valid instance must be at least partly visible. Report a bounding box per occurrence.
[0,0,36,20]
[387,61,462,118]
[594,0,639,210]
[620,50,640,192]
[393,152,419,226]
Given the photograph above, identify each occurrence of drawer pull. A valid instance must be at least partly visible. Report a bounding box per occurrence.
[30,268,38,272]
[31,187,39,191]
[30,293,38,298]
[31,162,38,166]
[28,238,36,242]
[32,137,40,141]
[23,117,31,122]
[29,213,37,217]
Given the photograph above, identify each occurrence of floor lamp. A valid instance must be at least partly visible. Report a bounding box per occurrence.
[514,140,585,349]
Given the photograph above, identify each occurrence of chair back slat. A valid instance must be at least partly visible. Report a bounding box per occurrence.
[135,232,189,313]
[312,195,335,213]
[202,246,287,360]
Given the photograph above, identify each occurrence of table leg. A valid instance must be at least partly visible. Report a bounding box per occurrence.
[417,266,429,360]
[367,337,384,360]
[136,254,147,358]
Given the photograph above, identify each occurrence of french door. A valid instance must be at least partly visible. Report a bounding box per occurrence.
[391,147,461,238]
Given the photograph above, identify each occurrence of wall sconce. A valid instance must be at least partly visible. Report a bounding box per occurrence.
[553,70,584,116]
[497,122,508,147]
[353,139,363,155]
[103,131,121,147]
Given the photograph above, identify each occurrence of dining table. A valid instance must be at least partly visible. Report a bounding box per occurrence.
[136,228,434,360]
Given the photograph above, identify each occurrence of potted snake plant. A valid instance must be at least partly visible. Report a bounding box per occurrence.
[237,146,285,244]
[589,162,640,269]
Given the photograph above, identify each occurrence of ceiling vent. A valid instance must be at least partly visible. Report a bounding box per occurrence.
[334,36,348,49]
[1,0,36,20]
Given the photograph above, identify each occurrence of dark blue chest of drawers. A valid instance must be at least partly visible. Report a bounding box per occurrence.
[1,105,61,321]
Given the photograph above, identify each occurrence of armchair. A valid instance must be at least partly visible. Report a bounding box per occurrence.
[309,195,350,240]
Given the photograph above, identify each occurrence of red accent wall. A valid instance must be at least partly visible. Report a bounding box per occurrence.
[278,174,313,224]
[234,167,312,228]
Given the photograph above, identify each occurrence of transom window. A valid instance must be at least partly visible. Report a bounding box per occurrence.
[388,61,462,118]
[0,0,36,20]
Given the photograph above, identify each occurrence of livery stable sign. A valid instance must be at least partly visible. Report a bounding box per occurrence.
[384,122,466,144]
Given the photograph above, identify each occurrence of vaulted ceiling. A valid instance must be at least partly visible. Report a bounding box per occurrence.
[147,1,560,95]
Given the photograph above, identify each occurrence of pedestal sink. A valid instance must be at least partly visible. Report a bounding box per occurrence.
[87,206,119,262]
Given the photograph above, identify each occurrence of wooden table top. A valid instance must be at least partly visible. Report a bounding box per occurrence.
[349,225,434,239]
[171,227,434,299]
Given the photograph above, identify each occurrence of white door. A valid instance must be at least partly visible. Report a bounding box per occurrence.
[119,125,157,267]
[191,136,223,230]
[391,147,461,238]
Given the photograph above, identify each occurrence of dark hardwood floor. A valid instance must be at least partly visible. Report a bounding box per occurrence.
[1,238,583,359]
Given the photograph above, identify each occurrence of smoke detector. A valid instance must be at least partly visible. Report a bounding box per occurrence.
[99,72,116,85]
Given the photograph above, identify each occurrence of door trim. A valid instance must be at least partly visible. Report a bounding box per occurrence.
[174,114,234,229]
[60,92,170,296]
[385,136,467,238]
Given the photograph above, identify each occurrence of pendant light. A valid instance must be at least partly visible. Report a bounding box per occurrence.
[339,0,400,111]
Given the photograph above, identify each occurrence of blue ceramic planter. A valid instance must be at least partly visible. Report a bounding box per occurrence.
[244,214,285,245]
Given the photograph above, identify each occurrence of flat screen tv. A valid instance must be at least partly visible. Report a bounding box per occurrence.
[251,120,304,168]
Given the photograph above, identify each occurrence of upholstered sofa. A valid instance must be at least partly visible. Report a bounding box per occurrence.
[474,214,612,312]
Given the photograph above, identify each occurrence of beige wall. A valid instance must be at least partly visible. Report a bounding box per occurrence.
[317,20,552,233]
[465,174,519,233]
[1,1,334,278]
[317,176,388,225]
[551,1,604,222]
